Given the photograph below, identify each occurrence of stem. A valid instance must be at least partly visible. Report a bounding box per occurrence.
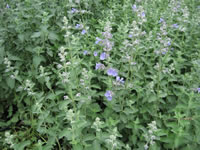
[56,137,62,150]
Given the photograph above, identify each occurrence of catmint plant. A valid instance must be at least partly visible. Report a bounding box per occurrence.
[143,121,159,150]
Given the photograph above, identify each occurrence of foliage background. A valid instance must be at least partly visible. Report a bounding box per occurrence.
[0,0,200,149]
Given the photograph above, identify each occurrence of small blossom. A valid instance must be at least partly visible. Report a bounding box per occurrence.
[95,37,102,44]
[76,93,81,97]
[105,90,113,101]
[64,95,69,99]
[197,88,200,93]
[75,24,81,29]
[116,76,124,84]
[6,4,10,8]
[94,51,98,57]
[81,29,86,35]
[172,23,179,28]
[100,52,107,60]
[159,18,165,23]
[128,34,133,38]
[71,8,78,13]
[144,144,148,150]
[141,12,146,17]
[83,50,88,55]
[132,5,137,11]
[107,68,118,77]
[95,63,105,70]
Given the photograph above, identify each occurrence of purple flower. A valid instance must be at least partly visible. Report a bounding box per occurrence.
[167,41,171,46]
[95,37,102,44]
[71,8,77,13]
[94,51,98,57]
[116,76,124,84]
[107,68,118,77]
[6,4,10,8]
[128,34,133,38]
[75,24,81,29]
[132,5,137,11]
[105,90,113,101]
[159,18,165,23]
[172,24,179,28]
[95,63,105,70]
[81,29,86,35]
[100,52,107,60]
[197,88,200,93]
[83,50,88,55]
[141,12,146,17]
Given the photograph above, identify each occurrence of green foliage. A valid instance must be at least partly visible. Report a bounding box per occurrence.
[1,0,200,149]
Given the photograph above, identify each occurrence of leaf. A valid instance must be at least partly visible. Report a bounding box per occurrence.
[6,78,15,89]
[46,93,56,100]
[89,103,102,112]
[59,128,72,139]
[18,34,25,42]
[48,32,59,41]
[92,140,101,150]
[73,144,83,150]
[33,55,46,68]
[15,140,31,150]
[31,32,41,38]
[148,94,157,103]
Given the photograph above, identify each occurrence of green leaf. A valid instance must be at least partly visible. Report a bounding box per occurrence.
[73,144,83,150]
[58,128,72,139]
[48,32,59,41]
[15,140,31,150]
[31,32,41,38]
[6,78,15,89]
[148,94,157,103]
[92,140,101,150]
[33,55,46,68]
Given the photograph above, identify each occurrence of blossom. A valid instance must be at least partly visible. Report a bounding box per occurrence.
[6,4,10,8]
[75,24,81,29]
[197,88,200,93]
[81,29,86,35]
[83,50,88,55]
[159,18,165,23]
[128,34,133,38]
[95,37,102,44]
[172,24,179,28]
[132,5,137,11]
[95,63,105,70]
[107,68,118,77]
[94,51,98,57]
[71,8,78,13]
[141,12,146,17]
[105,91,113,101]
[100,52,107,60]
[116,76,124,84]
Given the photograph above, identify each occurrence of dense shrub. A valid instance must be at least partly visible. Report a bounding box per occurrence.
[1,0,200,149]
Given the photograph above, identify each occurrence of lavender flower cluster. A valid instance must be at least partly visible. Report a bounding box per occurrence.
[155,18,172,55]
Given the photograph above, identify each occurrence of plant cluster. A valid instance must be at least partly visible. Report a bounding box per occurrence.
[0,0,200,149]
